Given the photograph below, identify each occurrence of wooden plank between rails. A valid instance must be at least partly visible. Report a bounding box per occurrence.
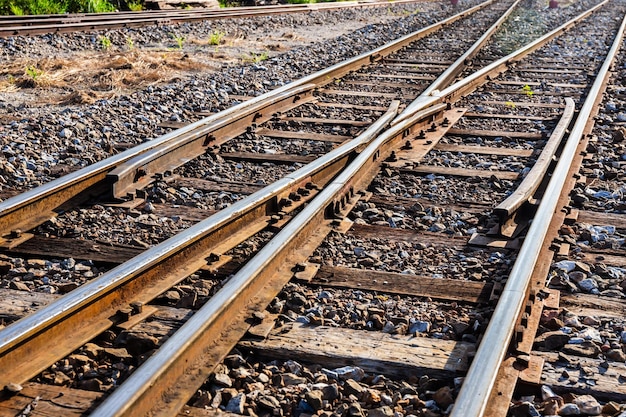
[151,204,217,223]
[239,323,475,378]
[318,89,399,98]
[445,128,544,139]
[433,143,535,157]
[367,194,491,214]
[5,236,144,264]
[280,116,371,126]
[221,152,316,165]
[0,289,60,324]
[531,351,626,402]
[402,165,521,181]
[310,265,493,303]
[355,73,436,81]
[462,112,556,121]
[479,100,567,109]
[576,210,626,229]
[344,80,424,89]
[172,177,264,195]
[256,128,352,143]
[559,293,626,319]
[574,251,626,268]
[313,101,389,112]
[0,382,102,417]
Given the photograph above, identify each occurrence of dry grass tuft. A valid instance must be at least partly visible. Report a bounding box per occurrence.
[57,90,106,105]
[0,50,215,105]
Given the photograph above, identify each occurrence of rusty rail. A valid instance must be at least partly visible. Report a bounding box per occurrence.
[0,0,489,238]
[0,0,428,37]
[0,101,401,392]
[493,98,575,222]
[450,10,626,417]
[90,103,447,417]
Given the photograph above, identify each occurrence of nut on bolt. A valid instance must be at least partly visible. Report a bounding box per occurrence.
[118,307,133,322]
[130,301,143,314]
[289,192,301,201]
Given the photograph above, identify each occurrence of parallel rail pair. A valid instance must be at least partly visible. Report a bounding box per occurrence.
[0,0,425,37]
[0,0,623,415]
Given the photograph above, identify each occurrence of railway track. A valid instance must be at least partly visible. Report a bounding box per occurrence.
[1,0,626,416]
[0,0,425,37]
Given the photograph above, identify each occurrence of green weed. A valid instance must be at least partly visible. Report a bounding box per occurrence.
[243,51,269,63]
[25,65,43,80]
[98,35,112,50]
[127,0,143,10]
[522,84,534,98]
[171,33,185,50]
[208,30,225,46]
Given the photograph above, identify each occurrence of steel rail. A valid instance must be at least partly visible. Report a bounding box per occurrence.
[70,4,613,409]
[0,100,401,391]
[421,0,520,96]
[104,0,491,199]
[0,0,426,37]
[393,0,610,125]
[493,98,575,221]
[90,102,447,417]
[0,0,490,237]
[0,0,497,392]
[449,11,626,417]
